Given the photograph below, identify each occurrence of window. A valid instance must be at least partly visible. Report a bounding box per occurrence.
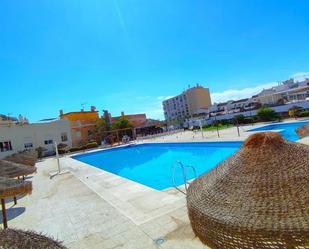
[24,143,33,149]
[44,140,53,145]
[61,132,68,142]
[0,141,13,152]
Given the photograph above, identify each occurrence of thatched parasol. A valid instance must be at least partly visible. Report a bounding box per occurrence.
[0,160,35,207]
[0,228,67,249]
[22,150,38,159]
[4,153,37,167]
[296,123,309,138]
[0,160,36,179]
[187,132,309,249]
[0,177,32,229]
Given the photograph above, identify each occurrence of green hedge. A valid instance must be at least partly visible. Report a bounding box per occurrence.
[85,142,98,149]
[69,147,82,152]
[69,142,98,152]
[257,107,278,121]
[58,148,66,154]
[298,110,309,117]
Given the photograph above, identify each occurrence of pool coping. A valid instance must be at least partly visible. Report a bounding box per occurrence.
[246,119,309,132]
[71,140,243,159]
[61,141,242,225]
[60,154,186,226]
[58,120,307,226]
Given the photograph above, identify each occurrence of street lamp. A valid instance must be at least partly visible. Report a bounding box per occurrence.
[7,113,12,121]
[199,120,204,138]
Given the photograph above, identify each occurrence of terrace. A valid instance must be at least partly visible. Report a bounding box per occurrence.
[2,120,309,248]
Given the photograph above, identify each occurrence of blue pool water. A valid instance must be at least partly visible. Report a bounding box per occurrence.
[73,121,308,190]
[73,142,241,190]
[247,120,309,141]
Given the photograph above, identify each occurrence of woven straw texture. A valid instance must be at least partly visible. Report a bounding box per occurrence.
[296,124,309,139]
[4,151,38,167]
[187,132,309,249]
[0,176,32,199]
[0,228,66,249]
[0,160,36,178]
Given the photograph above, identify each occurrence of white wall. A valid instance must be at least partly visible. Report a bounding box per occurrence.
[0,119,72,159]
[185,100,309,127]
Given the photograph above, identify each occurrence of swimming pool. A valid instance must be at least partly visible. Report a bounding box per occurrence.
[247,120,309,141]
[72,142,241,190]
[72,121,307,190]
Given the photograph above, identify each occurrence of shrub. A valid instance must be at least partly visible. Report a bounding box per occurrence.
[58,148,66,154]
[57,143,68,149]
[69,147,82,152]
[234,114,245,124]
[298,110,309,117]
[244,116,257,124]
[257,107,278,121]
[85,142,98,149]
[35,146,47,159]
[219,119,231,125]
[288,106,303,118]
[202,124,211,129]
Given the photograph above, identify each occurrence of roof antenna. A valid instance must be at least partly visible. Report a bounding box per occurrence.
[81,102,87,111]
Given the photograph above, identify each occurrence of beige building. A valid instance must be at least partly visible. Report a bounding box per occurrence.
[163,84,211,124]
[257,78,309,105]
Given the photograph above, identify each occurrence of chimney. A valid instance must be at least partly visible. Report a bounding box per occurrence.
[91,106,96,112]
[59,110,64,116]
[121,111,125,117]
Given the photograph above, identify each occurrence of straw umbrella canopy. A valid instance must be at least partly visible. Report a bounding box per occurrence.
[0,177,32,199]
[0,160,35,207]
[296,123,309,138]
[4,154,37,167]
[187,132,309,249]
[0,177,32,229]
[21,150,38,159]
[0,160,36,179]
[0,228,67,249]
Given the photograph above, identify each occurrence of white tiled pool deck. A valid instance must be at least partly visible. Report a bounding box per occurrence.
[3,120,309,249]
[6,158,204,249]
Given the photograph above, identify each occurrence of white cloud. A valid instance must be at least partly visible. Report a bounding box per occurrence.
[157,96,173,101]
[211,82,278,103]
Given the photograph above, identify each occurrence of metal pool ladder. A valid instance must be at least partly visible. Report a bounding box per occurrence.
[172,161,197,195]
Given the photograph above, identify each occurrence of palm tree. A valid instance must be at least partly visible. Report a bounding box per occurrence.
[111,117,133,130]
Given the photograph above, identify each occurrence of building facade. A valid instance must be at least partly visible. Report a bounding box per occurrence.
[184,100,309,129]
[0,119,72,159]
[184,77,309,127]
[163,85,212,125]
[257,78,309,105]
[60,106,99,146]
[111,112,147,127]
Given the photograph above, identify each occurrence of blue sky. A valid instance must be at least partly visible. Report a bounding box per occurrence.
[0,0,309,121]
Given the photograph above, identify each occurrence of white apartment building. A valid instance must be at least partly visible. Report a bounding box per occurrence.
[207,78,309,115]
[257,78,309,105]
[208,98,257,116]
[0,119,72,159]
